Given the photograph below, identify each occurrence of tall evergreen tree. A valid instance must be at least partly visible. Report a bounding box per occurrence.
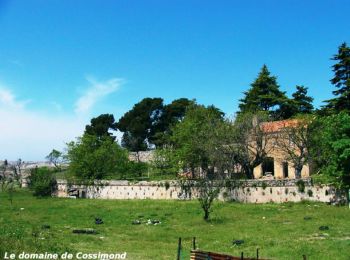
[325,42,350,112]
[280,85,314,118]
[292,85,314,114]
[239,65,287,117]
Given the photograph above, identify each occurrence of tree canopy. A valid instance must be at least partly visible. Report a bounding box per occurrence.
[116,97,195,151]
[279,85,314,118]
[310,112,350,189]
[116,98,164,151]
[85,114,117,140]
[325,42,350,113]
[66,134,128,180]
[239,65,287,117]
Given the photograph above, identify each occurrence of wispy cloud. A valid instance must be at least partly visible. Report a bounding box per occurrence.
[0,86,84,161]
[75,77,123,114]
[0,86,28,110]
[0,77,124,161]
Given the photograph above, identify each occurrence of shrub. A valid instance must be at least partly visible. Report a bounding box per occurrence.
[66,134,129,180]
[123,161,149,178]
[164,181,170,190]
[307,189,313,197]
[261,182,267,190]
[28,167,57,197]
[296,180,305,193]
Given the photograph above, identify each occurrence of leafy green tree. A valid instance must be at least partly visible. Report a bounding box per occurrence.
[66,134,129,180]
[325,42,350,113]
[151,146,180,177]
[151,98,195,146]
[310,113,350,190]
[117,98,164,151]
[170,104,229,220]
[46,149,63,171]
[85,114,117,140]
[239,65,287,117]
[28,167,57,197]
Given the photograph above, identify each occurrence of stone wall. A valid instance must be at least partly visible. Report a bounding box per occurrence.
[55,178,343,204]
[128,151,154,163]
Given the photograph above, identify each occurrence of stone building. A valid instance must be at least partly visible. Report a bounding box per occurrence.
[253,119,310,179]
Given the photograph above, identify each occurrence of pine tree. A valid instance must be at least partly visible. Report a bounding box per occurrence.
[326,42,350,112]
[292,85,314,114]
[278,85,314,119]
[239,65,287,117]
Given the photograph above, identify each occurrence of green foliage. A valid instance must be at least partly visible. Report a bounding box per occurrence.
[280,86,314,118]
[325,42,350,113]
[117,98,164,151]
[170,104,231,220]
[151,98,195,146]
[46,149,63,170]
[296,179,305,193]
[151,146,180,177]
[117,98,195,150]
[121,161,149,179]
[309,113,350,189]
[238,65,287,117]
[66,134,129,180]
[170,104,226,176]
[85,114,117,140]
[307,189,313,197]
[28,167,57,197]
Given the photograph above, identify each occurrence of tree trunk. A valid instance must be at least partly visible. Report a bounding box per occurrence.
[246,166,255,179]
[204,209,209,221]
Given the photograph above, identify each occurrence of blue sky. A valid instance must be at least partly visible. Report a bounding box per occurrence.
[0,0,349,161]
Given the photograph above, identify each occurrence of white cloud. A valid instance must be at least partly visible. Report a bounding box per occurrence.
[0,77,124,161]
[0,87,27,110]
[0,87,85,161]
[75,77,123,114]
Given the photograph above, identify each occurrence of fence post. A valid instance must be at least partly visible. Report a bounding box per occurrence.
[193,237,196,250]
[256,248,259,259]
[177,237,182,260]
[241,252,244,260]
[303,255,307,260]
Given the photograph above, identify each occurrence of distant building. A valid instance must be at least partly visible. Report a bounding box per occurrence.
[253,119,310,179]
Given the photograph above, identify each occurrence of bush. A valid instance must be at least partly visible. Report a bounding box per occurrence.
[66,134,129,180]
[307,189,313,197]
[28,167,57,197]
[296,180,305,193]
[117,161,149,179]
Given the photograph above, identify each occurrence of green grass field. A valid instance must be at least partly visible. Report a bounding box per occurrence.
[0,190,349,260]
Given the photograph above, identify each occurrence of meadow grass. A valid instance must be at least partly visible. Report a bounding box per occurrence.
[0,190,349,259]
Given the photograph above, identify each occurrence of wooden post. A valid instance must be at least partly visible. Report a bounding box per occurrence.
[241,252,244,260]
[177,237,182,260]
[256,248,259,259]
[192,237,196,250]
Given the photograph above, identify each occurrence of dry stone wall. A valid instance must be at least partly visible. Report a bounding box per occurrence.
[56,178,342,204]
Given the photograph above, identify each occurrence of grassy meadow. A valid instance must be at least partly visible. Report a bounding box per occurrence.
[0,190,349,260]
